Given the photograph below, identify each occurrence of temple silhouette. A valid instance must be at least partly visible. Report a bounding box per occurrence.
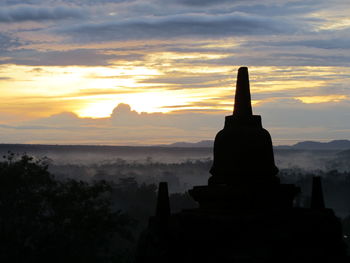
[136,67,347,263]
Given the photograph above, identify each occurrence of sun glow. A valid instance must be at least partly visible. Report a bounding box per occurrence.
[75,100,119,118]
[2,63,350,120]
[296,95,347,104]
[75,90,200,118]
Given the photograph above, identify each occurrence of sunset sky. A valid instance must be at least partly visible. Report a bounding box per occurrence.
[0,0,349,145]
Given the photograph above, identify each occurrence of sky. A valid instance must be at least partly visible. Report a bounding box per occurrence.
[0,0,349,145]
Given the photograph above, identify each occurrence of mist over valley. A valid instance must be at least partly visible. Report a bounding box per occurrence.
[1,142,350,217]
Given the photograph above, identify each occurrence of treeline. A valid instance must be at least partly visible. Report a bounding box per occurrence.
[279,168,350,217]
[47,157,350,217]
[48,158,212,193]
[0,154,196,263]
[45,157,350,217]
[2,153,350,262]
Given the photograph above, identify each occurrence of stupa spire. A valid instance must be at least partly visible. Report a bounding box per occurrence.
[311,176,325,209]
[233,67,253,116]
[155,182,170,220]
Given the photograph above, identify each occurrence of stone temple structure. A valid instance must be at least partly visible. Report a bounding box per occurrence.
[136,67,347,263]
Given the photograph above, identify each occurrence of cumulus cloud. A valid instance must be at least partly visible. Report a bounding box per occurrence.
[0,103,224,144]
[109,103,223,130]
[1,99,350,145]
[24,112,83,127]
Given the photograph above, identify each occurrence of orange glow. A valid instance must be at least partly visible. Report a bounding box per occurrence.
[1,63,349,119]
[296,95,347,104]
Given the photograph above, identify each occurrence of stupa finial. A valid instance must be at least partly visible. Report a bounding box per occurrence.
[155,182,170,220]
[311,176,325,209]
[233,67,253,116]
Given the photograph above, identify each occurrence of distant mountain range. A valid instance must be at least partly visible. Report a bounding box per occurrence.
[276,140,350,150]
[0,139,349,151]
[166,140,214,148]
[164,139,350,150]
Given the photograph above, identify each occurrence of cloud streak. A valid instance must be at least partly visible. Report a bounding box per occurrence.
[0,5,85,22]
[61,12,302,42]
[0,49,117,66]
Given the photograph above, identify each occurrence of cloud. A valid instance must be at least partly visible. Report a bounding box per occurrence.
[0,5,85,22]
[68,0,135,5]
[0,49,121,66]
[193,49,350,67]
[1,98,350,145]
[169,0,236,6]
[61,12,301,42]
[26,112,83,127]
[274,37,350,50]
[251,27,350,51]
[269,52,350,67]
[109,103,223,130]
[2,0,42,5]
[2,0,132,5]
[0,77,12,80]
[0,32,26,50]
[0,103,223,144]
[140,72,231,86]
[257,98,350,129]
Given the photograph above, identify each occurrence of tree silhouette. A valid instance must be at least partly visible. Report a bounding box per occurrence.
[0,153,134,263]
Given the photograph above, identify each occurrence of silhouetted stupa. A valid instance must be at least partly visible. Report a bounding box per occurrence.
[136,67,347,263]
[190,67,298,211]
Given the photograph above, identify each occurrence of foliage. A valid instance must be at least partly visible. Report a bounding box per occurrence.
[0,153,134,263]
[111,177,158,230]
